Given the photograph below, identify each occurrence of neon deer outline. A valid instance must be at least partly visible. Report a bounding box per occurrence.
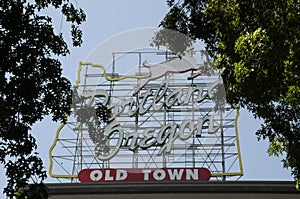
[133,55,204,96]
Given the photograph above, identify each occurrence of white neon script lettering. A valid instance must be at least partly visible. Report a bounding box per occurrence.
[96,79,222,161]
[107,79,222,121]
[97,115,219,161]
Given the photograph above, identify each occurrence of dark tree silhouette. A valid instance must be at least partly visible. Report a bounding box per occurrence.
[0,0,85,198]
[160,0,300,183]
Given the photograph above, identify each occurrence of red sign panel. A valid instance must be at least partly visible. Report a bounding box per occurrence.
[78,168,211,182]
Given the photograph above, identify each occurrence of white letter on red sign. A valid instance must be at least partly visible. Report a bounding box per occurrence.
[142,169,151,180]
[168,169,184,180]
[116,170,127,181]
[153,169,166,181]
[105,170,114,181]
[186,169,198,180]
[90,170,103,181]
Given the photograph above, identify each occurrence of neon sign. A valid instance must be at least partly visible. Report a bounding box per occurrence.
[48,33,243,181]
[94,78,222,161]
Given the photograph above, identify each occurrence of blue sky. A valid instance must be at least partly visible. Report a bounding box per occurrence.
[0,0,293,197]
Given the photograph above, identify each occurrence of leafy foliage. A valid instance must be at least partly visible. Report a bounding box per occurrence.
[0,0,85,198]
[160,0,300,181]
[73,91,111,163]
